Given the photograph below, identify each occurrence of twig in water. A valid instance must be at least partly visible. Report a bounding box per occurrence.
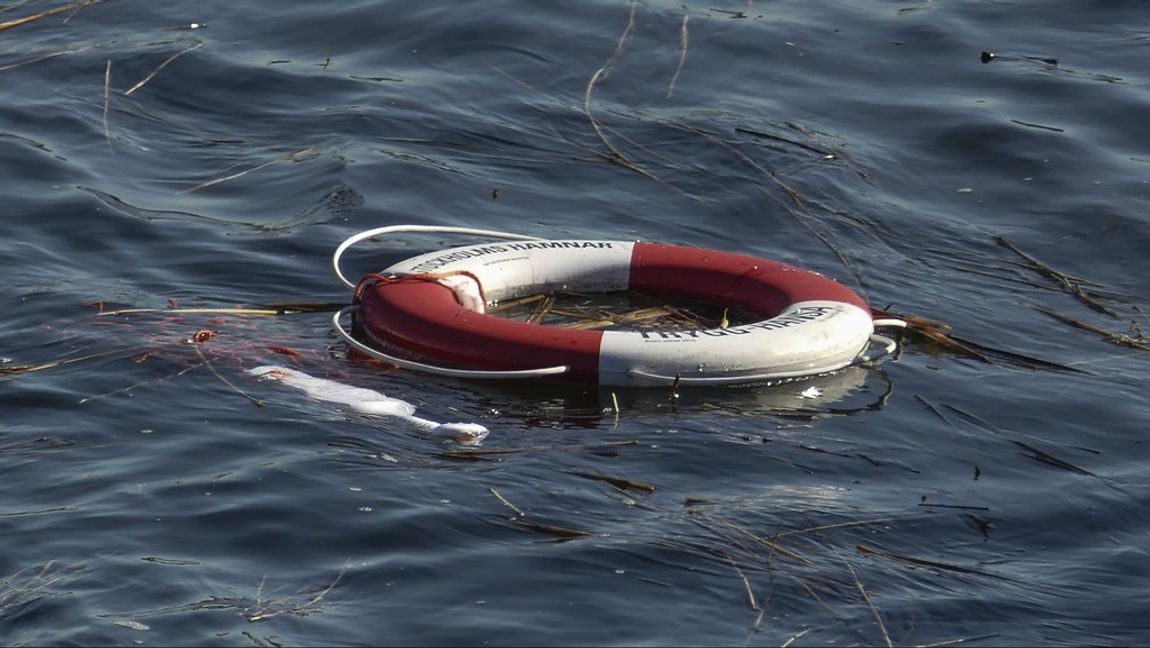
[583,4,658,180]
[1011,439,1095,476]
[124,42,203,96]
[572,471,655,493]
[489,487,525,517]
[749,603,767,637]
[708,516,814,567]
[241,631,282,648]
[667,10,688,98]
[526,294,555,324]
[102,59,111,143]
[585,3,636,127]
[261,301,346,313]
[736,126,837,158]
[780,627,811,648]
[844,559,892,648]
[918,503,990,512]
[1035,307,1150,351]
[242,562,349,622]
[674,121,864,289]
[511,518,597,540]
[62,0,92,24]
[192,343,262,407]
[487,293,546,314]
[100,307,297,317]
[0,561,77,616]
[789,574,843,620]
[995,236,1120,317]
[185,147,315,193]
[775,516,898,539]
[857,544,1009,580]
[0,49,73,71]
[913,633,1002,647]
[727,556,758,610]
[79,361,202,404]
[439,448,525,461]
[875,308,1084,372]
[1,347,142,378]
[0,0,104,32]
[914,394,952,426]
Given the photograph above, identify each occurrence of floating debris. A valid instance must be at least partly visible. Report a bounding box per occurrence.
[250,366,489,445]
[1011,440,1095,476]
[0,0,104,33]
[572,471,656,494]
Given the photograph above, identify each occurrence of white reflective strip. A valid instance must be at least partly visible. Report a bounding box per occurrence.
[332,224,541,290]
[332,307,570,379]
[385,240,636,302]
[597,301,873,386]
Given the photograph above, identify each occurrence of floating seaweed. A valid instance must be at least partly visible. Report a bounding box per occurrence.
[0,561,82,620]
[98,564,349,624]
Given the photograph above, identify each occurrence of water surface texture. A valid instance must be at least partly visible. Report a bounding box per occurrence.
[2,1,1149,646]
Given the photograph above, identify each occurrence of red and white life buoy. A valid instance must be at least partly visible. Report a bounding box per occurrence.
[332,226,901,386]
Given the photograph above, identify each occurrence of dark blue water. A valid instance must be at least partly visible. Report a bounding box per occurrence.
[3,1,1149,645]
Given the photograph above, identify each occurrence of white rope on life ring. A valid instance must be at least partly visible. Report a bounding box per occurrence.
[332,225,904,387]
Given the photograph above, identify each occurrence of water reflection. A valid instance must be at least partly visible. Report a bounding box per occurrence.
[471,365,887,430]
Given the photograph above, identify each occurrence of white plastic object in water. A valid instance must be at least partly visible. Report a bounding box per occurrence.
[248,365,489,445]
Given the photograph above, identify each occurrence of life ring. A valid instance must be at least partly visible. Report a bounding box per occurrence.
[332,225,902,386]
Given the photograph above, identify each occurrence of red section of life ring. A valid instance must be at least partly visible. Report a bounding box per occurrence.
[357,279,607,380]
[629,243,869,314]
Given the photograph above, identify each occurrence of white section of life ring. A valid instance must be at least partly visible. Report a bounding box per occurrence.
[383,240,637,302]
[600,300,876,386]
